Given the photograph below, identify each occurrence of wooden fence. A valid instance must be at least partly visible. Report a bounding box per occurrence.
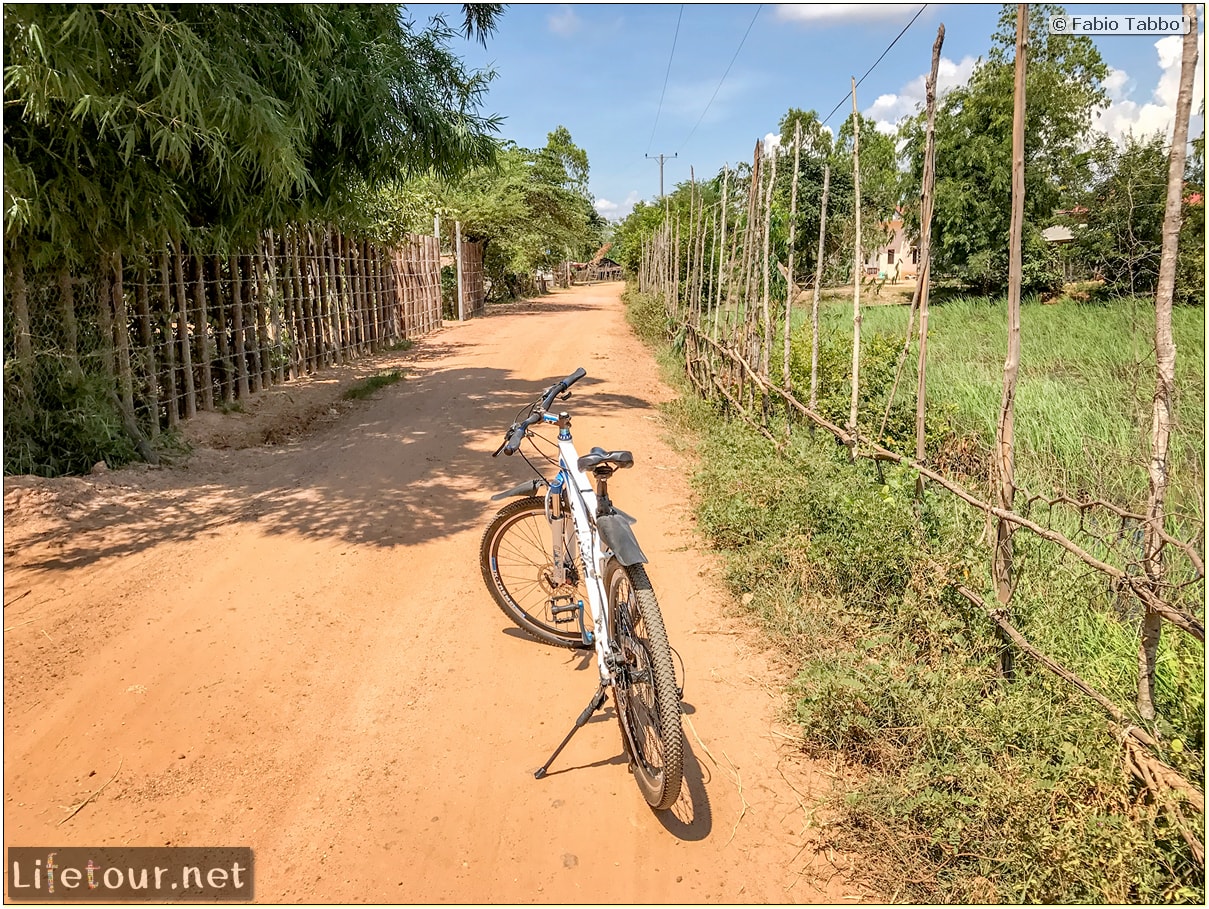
[5,225,443,442]
[637,10,1204,860]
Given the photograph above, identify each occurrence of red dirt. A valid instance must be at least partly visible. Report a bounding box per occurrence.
[3,283,871,903]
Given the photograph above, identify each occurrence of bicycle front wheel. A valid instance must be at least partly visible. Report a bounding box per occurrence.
[606,560,684,810]
[480,496,592,650]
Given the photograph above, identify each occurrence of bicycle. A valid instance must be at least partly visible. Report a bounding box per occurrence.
[480,367,685,810]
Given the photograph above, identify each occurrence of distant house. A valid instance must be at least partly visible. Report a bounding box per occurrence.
[865,214,920,282]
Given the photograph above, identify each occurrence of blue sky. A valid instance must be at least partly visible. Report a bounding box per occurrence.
[426,2,1205,220]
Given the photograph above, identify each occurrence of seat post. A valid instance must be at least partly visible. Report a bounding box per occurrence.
[592,467,615,517]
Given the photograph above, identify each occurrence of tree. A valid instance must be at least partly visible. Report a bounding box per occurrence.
[899,3,1108,293]
[3,4,504,264]
[777,108,834,157]
[1070,132,1168,295]
[408,127,602,298]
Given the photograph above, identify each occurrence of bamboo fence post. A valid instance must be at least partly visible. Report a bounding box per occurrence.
[135,270,159,435]
[914,24,945,496]
[714,166,729,343]
[455,220,465,321]
[993,4,1029,681]
[810,165,830,412]
[293,232,312,373]
[848,78,863,452]
[194,254,214,409]
[8,252,34,394]
[308,229,327,367]
[213,257,232,403]
[326,231,346,365]
[244,253,263,393]
[57,263,81,377]
[111,253,136,422]
[265,231,284,385]
[355,236,366,351]
[784,120,802,391]
[761,146,777,379]
[171,241,196,416]
[159,254,178,426]
[230,254,249,399]
[1138,4,1198,720]
[96,264,117,388]
[255,247,272,388]
[740,141,761,337]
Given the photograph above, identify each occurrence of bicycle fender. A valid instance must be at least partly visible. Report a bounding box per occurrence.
[490,478,544,501]
[595,513,648,566]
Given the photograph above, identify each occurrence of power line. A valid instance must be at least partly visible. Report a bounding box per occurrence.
[677,4,762,154]
[646,4,685,155]
[821,4,928,127]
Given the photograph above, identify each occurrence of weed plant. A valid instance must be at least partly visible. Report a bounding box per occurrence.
[625,285,1205,903]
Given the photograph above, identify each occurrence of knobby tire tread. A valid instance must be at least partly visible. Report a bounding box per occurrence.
[608,561,685,810]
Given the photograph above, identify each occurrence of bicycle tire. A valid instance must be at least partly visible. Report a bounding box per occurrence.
[480,496,592,650]
[606,560,685,810]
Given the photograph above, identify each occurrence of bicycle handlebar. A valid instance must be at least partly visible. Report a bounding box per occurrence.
[492,367,587,457]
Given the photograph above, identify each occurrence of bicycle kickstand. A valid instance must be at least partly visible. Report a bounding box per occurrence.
[534,684,607,780]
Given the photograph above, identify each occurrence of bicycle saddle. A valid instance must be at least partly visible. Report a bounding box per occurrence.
[577,447,634,471]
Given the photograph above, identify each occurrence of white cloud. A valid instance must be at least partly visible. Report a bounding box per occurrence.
[547,5,582,37]
[862,55,977,134]
[775,4,922,25]
[763,132,782,155]
[1092,34,1205,144]
[595,191,642,222]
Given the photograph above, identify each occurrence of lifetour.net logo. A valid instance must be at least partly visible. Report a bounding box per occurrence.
[6,847,253,902]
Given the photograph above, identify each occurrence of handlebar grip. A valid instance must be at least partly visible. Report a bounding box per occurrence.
[502,424,527,455]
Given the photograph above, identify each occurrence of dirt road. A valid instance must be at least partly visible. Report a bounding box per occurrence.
[4,283,864,903]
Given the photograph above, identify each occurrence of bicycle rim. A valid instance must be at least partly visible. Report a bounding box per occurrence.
[480,497,590,649]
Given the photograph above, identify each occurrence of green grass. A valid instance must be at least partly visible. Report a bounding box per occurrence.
[624,284,1205,904]
[791,295,1205,521]
[341,369,405,400]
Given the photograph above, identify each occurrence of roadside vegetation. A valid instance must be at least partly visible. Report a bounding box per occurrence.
[627,284,1205,903]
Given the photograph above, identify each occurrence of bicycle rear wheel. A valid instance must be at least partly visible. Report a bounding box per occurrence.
[606,560,684,810]
[480,496,592,650]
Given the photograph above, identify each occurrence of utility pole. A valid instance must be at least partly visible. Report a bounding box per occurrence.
[646,152,677,198]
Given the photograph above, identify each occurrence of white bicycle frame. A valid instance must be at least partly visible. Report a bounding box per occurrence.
[539,412,616,686]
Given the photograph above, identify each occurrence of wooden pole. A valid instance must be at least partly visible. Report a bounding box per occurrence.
[159,254,178,425]
[135,270,159,434]
[172,240,196,416]
[230,254,249,399]
[848,78,863,450]
[265,231,284,384]
[993,4,1029,681]
[213,256,232,402]
[784,121,802,390]
[810,165,830,412]
[761,146,777,378]
[456,221,465,321]
[914,24,945,496]
[8,252,34,395]
[194,254,213,409]
[111,253,136,422]
[1138,3,1199,720]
